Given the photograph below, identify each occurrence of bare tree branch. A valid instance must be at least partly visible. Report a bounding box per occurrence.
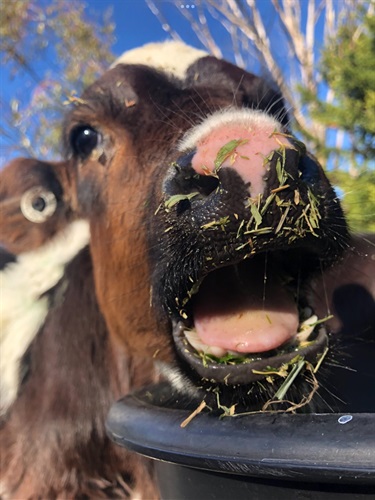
[145,0,182,41]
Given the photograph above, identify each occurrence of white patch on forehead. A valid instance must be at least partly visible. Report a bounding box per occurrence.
[178,108,283,152]
[112,40,208,80]
[0,220,90,415]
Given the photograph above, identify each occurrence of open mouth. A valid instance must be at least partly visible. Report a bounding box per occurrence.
[172,254,329,386]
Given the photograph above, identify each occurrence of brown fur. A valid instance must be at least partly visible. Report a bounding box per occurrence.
[0,248,158,498]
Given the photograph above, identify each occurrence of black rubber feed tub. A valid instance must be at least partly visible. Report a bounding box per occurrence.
[106,383,375,499]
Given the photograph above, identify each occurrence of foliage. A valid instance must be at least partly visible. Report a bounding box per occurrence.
[301,8,375,167]
[309,7,375,232]
[0,0,115,159]
[329,169,375,233]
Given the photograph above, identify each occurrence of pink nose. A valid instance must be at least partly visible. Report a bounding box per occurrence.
[191,124,293,197]
[179,111,293,198]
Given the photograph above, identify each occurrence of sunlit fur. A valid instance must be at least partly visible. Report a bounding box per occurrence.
[178,108,283,152]
[112,40,207,79]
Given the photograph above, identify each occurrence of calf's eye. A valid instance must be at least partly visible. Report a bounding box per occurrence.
[70,126,99,158]
[20,187,57,223]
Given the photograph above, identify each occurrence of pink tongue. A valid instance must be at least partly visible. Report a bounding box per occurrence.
[193,262,299,353]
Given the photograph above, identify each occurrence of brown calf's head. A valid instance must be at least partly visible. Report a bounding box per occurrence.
[63,41,349,409]
[0,157,78,254]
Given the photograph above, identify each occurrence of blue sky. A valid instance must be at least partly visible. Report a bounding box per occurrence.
[107,1,203,54]
[0,0,334,166]
[91,0,285,67]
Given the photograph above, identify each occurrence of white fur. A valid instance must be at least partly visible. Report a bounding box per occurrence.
[0,481,8,500]
[178,108,283,152]
[155,361,201,399]
[0,220,90,415]
[112,40,208,80]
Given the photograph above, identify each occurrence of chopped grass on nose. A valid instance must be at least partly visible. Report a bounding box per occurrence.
[213,139,249,174]
[164,192,199,210]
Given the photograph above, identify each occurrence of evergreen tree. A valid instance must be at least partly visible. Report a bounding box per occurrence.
[311,8,375,231]
[310,9,375,168]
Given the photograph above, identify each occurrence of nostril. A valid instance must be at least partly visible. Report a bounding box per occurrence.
[174,150,196,170]
[165,150,220,201]
[298,154,321,184]
[176,197,192,216]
